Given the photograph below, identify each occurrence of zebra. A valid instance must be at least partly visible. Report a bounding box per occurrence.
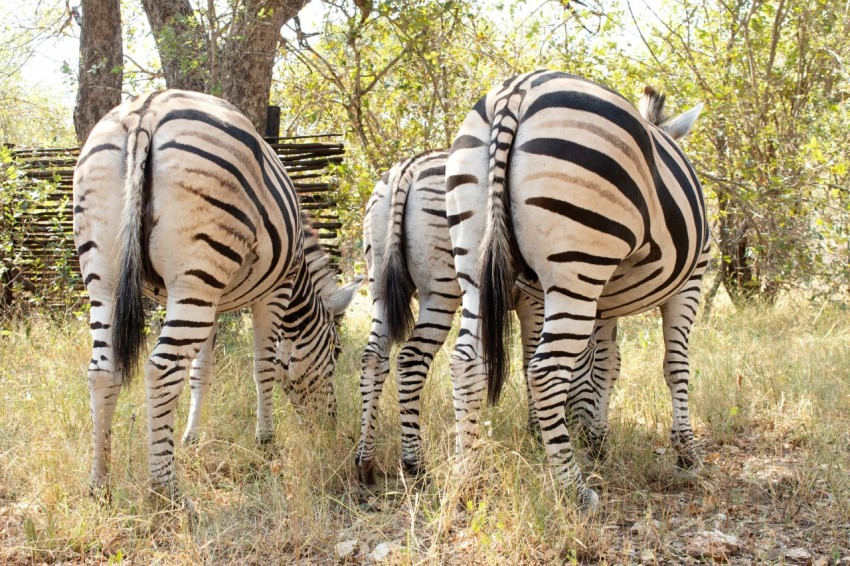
[353,141,696,484]
[180,216,359,448]
[354,150,545,484]
[73,90,361,497]
[445,70,709,510]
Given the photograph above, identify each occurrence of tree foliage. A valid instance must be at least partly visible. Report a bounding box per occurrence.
[269,0,848,302]
[139,0,310,131]
[2,0,848,303]
[624,0,850,302]
[272,0,608,265]
[0,2,76,146]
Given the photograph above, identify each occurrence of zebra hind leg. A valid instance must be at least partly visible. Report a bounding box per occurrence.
[584,319,620,459]
[181,321,218,445]
[526,290,607,511]
[397,294,457,478]
[252,291,292,445]
[86,291,122,495]
[145,300,218,500]
[660,294,702,472]
[514,290,543,443]
[564,339,597,446]
[356,299,391,485]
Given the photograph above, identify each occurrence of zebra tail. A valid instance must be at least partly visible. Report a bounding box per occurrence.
[478,95,524,407]
[378,159,418,345]
[112,110,153,385]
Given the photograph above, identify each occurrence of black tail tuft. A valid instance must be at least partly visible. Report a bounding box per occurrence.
[378,154,430,346]
[379,245,416,345]
[479,241,517,406]
[112,259,146,384]
[111,116,152,385]
[478,90,525,407]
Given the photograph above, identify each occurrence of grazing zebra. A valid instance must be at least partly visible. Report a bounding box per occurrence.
[73,90,361,497]
[355,150,545,483]
[180,217,360,447]
[445,70,709,509]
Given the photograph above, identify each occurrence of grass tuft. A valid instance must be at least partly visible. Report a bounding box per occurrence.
[1,299,848,563]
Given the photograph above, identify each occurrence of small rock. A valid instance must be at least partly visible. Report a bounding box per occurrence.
[269,459,283,475]
[641,549,655,564]
[784,548,812,565]
[654,447,667,455]
[704,452,722,463]
[669,516,683,527]
[335,539,358,560]
[686,530,739,560]
[371,541,402,562]
[630,519,661,536]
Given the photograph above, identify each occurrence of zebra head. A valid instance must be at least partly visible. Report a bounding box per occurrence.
[278,274,363,422]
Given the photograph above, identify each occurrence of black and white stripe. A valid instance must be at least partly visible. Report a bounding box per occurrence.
[445,71,709,510]
[73,90,361,496]
[354,150,546,483]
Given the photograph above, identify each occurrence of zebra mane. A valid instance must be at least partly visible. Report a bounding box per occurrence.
[300,211,338,304]
[638,86,669,126]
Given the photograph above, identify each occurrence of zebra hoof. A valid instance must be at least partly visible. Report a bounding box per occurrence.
[182,495,198,519]
[674,458,703,483]
[579,487,600,513]
[675,453,703,473]
[88,481,111,503]
[401,458,425,479]
[147,480,183,508]
[256,431,275,445]
[526,422,542,444]
[356,460,376,486]
[181,432,200,446]
[587,439,609,461]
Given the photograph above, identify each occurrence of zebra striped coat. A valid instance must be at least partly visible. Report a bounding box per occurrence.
[355,150,544,484]
[445,71,709,510]
[73,90,360,496]
[354,140,697,483]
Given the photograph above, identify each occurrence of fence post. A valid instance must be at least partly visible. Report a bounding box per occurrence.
[264,105,281,138]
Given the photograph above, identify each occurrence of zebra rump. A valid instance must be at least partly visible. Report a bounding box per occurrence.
[478,82,697,406]
[377,154,431,345]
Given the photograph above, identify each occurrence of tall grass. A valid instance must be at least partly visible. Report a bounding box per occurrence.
[1,296,848,563]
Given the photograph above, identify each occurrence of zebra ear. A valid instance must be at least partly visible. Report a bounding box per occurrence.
[661,102,704,140]
[327,274,364,316]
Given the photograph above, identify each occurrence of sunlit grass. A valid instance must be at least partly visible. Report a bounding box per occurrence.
[1,295,848,563]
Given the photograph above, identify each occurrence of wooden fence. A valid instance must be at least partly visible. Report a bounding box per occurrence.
[0,136,344,311]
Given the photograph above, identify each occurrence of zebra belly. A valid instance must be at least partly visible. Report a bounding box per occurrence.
[596,247,694,319]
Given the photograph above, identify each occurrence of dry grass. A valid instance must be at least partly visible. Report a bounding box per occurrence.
[1,293,849,564]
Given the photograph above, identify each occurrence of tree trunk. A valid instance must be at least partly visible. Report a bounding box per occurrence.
[139,0,207,92]
[218,0,310,132]
[74,0,123,143]
[141,0,309,133]
[717,191,760,305]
